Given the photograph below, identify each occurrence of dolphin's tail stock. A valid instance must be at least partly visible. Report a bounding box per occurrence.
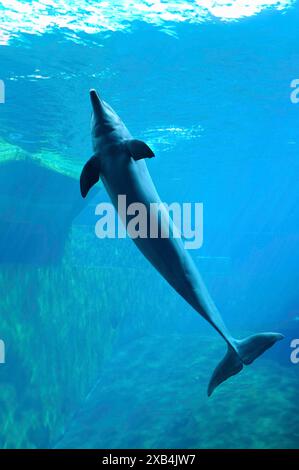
[207,332,284,397]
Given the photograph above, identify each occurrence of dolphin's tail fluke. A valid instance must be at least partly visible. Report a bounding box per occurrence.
[207,345,243,397]
[207,332,284,397]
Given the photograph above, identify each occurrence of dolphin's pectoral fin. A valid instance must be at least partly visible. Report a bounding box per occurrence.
[80,156,101,198]
[126,139,155,161]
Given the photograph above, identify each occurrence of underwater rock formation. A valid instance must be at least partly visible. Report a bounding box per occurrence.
[0,228,174,448]
[55,334,299,449]
[0,139,92,264]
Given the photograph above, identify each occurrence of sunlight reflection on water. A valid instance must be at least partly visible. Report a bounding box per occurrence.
[0,0,295,45]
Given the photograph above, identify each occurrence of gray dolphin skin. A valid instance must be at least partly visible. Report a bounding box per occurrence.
[80,89,283,396]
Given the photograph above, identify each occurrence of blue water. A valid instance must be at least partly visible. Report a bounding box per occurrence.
[0,0,298,449]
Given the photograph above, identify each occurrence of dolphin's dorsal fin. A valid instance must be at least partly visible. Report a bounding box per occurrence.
[126,139,155,161]
[80,155,101,198]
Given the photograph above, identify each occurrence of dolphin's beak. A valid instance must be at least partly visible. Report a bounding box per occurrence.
[89,89,102,115]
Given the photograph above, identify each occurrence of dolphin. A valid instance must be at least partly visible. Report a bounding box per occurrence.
[80,89,283,396]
